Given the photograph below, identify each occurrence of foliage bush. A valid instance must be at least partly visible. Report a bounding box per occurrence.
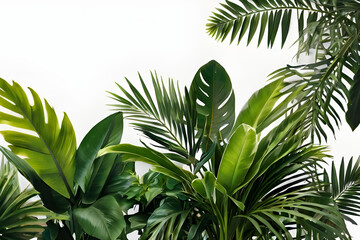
[0,0,360,239]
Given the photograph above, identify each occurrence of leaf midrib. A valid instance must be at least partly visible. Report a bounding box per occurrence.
[14,96,74,200]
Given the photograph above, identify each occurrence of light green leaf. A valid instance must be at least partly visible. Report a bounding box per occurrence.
[217,124,258,194]
[233,79,284,133]
[0,78,76,198]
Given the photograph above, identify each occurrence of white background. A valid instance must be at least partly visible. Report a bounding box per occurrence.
[0,0,358,238]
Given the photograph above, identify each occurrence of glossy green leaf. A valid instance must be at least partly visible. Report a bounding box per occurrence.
[75,112,123,191]
[217,124,257,194]
[346,69,360,130]
[0,78,76,198]
[190,60,235,140]
[73,195,125,240]
[233,79,284,133]
[0,146,69,213]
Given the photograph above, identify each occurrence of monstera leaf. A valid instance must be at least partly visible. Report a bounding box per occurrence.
[190,60,235,140]
[0,78,76,198]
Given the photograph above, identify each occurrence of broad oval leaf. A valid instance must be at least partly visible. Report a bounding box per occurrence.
[0,79,76,198]
[233,79,284,133]
[190,60,235,140]
[75,112,123,191]
[217,124,258,194]
[73,195,125,240]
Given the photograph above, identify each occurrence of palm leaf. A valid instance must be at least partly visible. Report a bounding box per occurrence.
[324,157,360,225]
[207,0,332,48]
[268,35,357,142]
[109,72,196,159]
[236,146,348,239]
[0,159,50,239]
[98,144,195,185]
[0,78,76,198]
[346,67,360,130]
[140,197,192,240]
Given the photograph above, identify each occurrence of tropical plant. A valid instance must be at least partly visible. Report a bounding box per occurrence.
[207,0,360,142]
[322,156,360,225]
[0,78,132,240]
[102,60,351,239]
[0,158,51,239]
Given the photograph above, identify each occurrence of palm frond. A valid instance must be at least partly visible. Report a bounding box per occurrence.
[109,72,198,159]
[140,197,192,240]
[207,0,335,48]
[268,36,359,142]
[323,157,360,225]
[237,146,349,239]
[0,159,50,239]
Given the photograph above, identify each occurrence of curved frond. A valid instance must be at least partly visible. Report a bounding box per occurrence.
[140,197,192,240]
[238,146,349,239]
[207,0,333,48]
[268,35,359,142]
[109,72,197,159]
[0,159,50,239]
[0,78,76,198]
[324,157,360,225]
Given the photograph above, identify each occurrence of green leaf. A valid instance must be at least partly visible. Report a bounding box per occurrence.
[281,10,291,48]
[233,79,284,133]
[99,144,194,183]
[328,157,360,224]
[0,146,70,213]
[346,69,360,130]
[73,195,125,240]
[229,196,245,211]
[190,60,235,140]
[0,78,76,199]
[0,159,51,239]
[75,112,123,191]
[217,124,257,194]
[144,197,191,240]
[82,154,119,204]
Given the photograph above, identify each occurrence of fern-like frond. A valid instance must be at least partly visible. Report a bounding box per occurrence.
[109,72,198,160]
[240,146,349,239]
[268,35,360,142]
[0,159,50,239]
[207,0,334,48]
[324,157,360,225]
